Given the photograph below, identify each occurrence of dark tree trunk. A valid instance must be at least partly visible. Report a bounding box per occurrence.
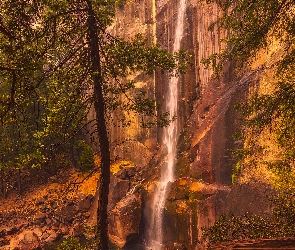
[86,1,111,249]
[3,178,6,198]
[17,169,21,195]
[0,176,3,197]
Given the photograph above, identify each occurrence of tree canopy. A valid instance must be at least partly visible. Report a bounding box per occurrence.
[203,0,295,74]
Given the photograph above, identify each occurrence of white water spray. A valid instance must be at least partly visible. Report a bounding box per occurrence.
[147,1,186,249]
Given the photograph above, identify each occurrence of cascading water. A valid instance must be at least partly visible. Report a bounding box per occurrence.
[146,0,186,249]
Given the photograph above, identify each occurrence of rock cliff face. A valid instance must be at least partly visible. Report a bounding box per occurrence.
[90,0,266,249]
[109,0,239,183]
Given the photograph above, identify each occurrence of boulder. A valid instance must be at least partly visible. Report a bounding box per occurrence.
[108,194,142,248]
[77,194,93,212]
[34,212,46,222]
[32,227,43,238]
[0,225,18,237]
[108,175,130,211]
[42,230,59,243]
[45,218,52,225]
[126,167,136,178]
[10,230,39,250]
[57,204,76,224]
[0,238,9,247]
[35,197,45,206]
[115,167,136,180]
[115,169,129,180]
[167,178,220,202]
[0,227,6,238]
[70,224,84,237]
[59,224,69,235]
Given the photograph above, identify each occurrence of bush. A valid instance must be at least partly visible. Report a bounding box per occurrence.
[202,190,295,248]
[73,140,95,172]
[56,237,84,250]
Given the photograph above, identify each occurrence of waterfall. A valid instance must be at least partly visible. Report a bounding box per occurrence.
[146,0,186,249]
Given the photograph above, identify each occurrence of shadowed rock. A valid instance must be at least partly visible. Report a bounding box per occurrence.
[108,194,142,248]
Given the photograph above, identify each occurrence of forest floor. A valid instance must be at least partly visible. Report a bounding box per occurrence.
[0,166,100,249]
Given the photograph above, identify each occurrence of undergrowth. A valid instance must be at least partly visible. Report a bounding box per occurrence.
[202,190,295,249]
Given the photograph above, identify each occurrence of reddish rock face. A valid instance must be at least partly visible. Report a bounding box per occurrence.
[103,0,242,184]
[85,0,269,249]
[108,175,130,211]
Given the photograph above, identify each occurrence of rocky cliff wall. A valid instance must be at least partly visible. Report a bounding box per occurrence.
[108,0,159,168]
[107,0,241,184]
[88,0,263,249]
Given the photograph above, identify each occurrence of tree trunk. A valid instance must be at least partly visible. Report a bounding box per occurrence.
[86,1,111,249]
[17,168,21,195]
[3,178,6,198]
[0,176,3,197]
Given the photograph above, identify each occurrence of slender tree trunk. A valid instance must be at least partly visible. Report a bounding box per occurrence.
[17,168,21,195]
[3,178,6,198]
[86,1,110,249]
[0,176,3,197]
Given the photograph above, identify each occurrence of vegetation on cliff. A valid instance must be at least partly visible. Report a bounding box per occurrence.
[202,0,295,246]
[202,191,295,248]
[202,0,295,176]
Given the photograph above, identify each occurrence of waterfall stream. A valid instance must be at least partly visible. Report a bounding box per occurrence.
[147,1,186,249]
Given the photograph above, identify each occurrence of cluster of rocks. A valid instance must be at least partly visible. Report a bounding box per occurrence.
[108,165,143,248]
[0,194,94,250]
[0,164,145,250]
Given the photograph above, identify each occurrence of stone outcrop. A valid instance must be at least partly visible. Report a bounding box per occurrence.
[97,0,247,249]
[108,175,130,211]
[108,194,142,248]
[108,0,241,183]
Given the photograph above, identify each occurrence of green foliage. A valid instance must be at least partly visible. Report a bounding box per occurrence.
[56,237,84,250]
[0,1,189,248]
[102,34,191,128]
[55,236,97,250]
[202,213,277,247]
[231,161,242,184]
[202,191,295,248]
[0,0,90,175]
[74,140,95,172]
[54,225,98,250]
[203,0,295,76]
